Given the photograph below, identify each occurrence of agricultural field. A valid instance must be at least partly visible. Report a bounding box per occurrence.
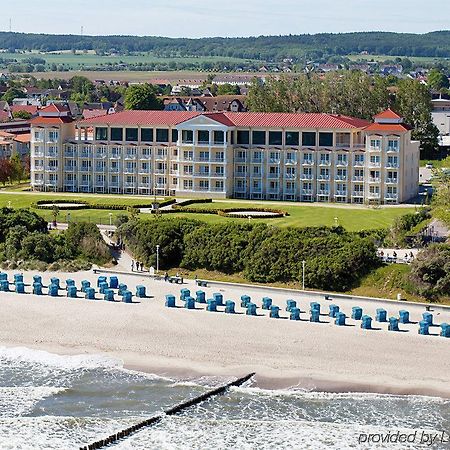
[2,50,257,70]
[346,54,449,64]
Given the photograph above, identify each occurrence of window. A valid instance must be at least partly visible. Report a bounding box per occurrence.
[388,139,399,150]
[183,179,193,189]
[319,132,333,147]
[141,128,153,142]
[156,128,169,143]
[354,154,365,165]
[269,131,282,145]
[125,128,138,142]
[182,130,193,144]
[48,131,59,142]
[252,131,266,145]
[111,128,123,141]
[198,130,209,144]
[285,131,299,146]
[171,129,178,143]
[302,132,316,146]
[93,127,107,141]
[237,131,249,145]
[213,131,224,144]
[370,139,381,149]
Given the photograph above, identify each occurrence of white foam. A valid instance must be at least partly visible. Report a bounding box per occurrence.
[0,387,66,418]
[0,346,122,370]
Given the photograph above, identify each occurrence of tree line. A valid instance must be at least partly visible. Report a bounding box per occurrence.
[247,72,440,154]
[1,31,450,60]
[118,217,380,292]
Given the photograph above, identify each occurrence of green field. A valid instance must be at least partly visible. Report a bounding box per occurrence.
[2,50,257,70]
[346,54,449,64]
[1,192,415,230]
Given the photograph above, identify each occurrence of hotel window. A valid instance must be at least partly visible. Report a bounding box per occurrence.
[126,147,137,157]
[253,151,262,161]
[111,147,121,158]
[142,147,151,157]
[302,132,316,147]
[111,128,123,141]
[252,131,266,145]
[370,170,380,180]
[215,181,224,190]
[96,174,105,184]
[126,175,135,183]
[237,131,250,145]
[141,128,153,142]
[370,155,381,165]
[387,186,397,194]
[156,128,169,143]
[285,131,299,146]
[95,127,108,141]
[182,130,193,144]
[336,168,347,179]
[253,166,261,175]
[171,129,178,143]
[199,151,210,161]
[319,132,333,147]
[286,152,295,162]
[198,130,209,144]
[34,131,44,141]
[157,148,166,158]
[387,171,398,181]
[303,153,313,164]
[269,131,282,146]
[319,153,330,164]
[253,180,261,189]
[48,131,59,142]
[199,180,209,190]
[370,139,381,149]
[387,156,398,167]
[95,161,105,171]
[369,185,380,194]
[214,151,224,161]
[354,154,364,165]
[269,166,279,175]
[337,154,347,165]
[183,165,193,175]
[269,151,280,161]
[215,167,224,176]
[213,130,225,144]
[388,139,399,151]
[183,150,193,160]
[183,179,193,189]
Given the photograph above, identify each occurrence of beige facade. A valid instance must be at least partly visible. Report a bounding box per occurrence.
[30,109,420,204]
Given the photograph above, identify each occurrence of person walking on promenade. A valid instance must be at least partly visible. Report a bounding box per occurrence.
[164,272,169,282]
[131,260,135,272]
[136,261,140,271]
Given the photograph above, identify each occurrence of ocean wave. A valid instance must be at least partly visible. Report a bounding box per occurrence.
[0,386,66,418]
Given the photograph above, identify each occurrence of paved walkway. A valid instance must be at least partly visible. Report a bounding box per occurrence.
[377,247,419,264]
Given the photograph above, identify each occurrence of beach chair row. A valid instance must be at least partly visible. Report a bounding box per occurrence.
[165,289,450,338]
[0,273,148,302]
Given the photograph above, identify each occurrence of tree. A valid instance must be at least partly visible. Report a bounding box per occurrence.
[51,205,60,226]
[0,158,12,185]
[124,84,163,110]
[9,154,24,183]
[12,110,32,120]
[1,87,24,104]
[427,69,450,91]
[216,83,241,95]
[394,79,439,155]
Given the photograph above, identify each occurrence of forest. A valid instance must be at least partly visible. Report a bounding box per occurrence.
[1,31,450,61]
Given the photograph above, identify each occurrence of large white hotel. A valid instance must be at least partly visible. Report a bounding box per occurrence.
[30,105,420,204]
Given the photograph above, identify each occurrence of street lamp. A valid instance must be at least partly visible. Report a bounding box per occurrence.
[334,217,339,227]
[156,244,160,273]
[302,260,306,290]
[109,212,113,226]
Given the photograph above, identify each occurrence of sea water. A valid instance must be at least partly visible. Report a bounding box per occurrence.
[0,347,449,450]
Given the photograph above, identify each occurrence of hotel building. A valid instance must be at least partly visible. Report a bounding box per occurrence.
[30,105,420,204]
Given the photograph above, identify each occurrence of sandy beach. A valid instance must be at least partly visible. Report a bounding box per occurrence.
[0,269,449,398]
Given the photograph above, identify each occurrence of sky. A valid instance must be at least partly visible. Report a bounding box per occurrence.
[2,0,450,38]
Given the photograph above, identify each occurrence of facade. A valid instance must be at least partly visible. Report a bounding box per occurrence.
[30,108,420,204]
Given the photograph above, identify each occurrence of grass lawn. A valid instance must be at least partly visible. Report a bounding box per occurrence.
[1,192,416,230]
[166,200,416,231]
[419,159,450,169]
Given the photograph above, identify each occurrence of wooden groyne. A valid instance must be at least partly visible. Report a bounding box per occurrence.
[80,372,255,450]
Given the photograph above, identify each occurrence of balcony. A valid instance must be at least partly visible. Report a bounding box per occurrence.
[268,173,280,179]
[302,160,315,166]
[46,152,59,158]
[64,151,76,157]
[64,166,76,171]
[95,153,106,159]
[319,161,331,167]
[302,189,313,195]
[154,169,166,174]
[385,193,398,200]
[110,153,121,159]
[33,152,45,157]
[369,162,381,168]
[154,155,167,161]
[318,190,330,195]
[194,172,211,177]
[353,161,365,167]
[124,182,137,188]
[109,167,120,173]
[353,143,366,149]
[317,175,330,181]
[386,146,399,153]
[123,169,136,175]
[124,154,137,160]
[234,185,247,192]
[211,158,225,163]
[301,174,313,180]
[269,158,280,164]
[94,166,106,172]
[235,157,247,163]
[386,162,399,169]
[353,176,365,182]
[46,166,58,172]
[79,167,91,172]
[139,153,152,160]
[284,173,296,179]
[234,172,247,177]
[386,178,398,184]
[368,192,381,198]
[251,158,263,163]
[336,143,351,149]
[283,189,296,194]
[335,175,347,181]
[197,157,211,162]
[352,191,364,197]
[210,172,225,178]
[33,179,44,185]
[34,165,44,171]
[335,190,348,196]
[369,146,381,152]
[368,177,381,183]
[285,159,297,165]
[267,188,280,194]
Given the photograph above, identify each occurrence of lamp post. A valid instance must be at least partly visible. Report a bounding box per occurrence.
[334,217,339,227]
[302,260,306,290]
[156,244,160,273]
[109,212,113,226]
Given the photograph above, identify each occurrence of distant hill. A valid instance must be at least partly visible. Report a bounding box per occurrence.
[1,31,450,61]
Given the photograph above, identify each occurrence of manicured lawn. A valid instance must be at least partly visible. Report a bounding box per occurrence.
[167,200,415,231]
[1,192,416,230]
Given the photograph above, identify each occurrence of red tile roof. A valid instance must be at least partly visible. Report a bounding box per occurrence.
[10,105,38,115]
[374,108,402,119]
[82,109,108,120]
[40,103,69,113]
[364,123,411,132]
[30,116,74,125]
[13,133,31,143]
[79,110,200,126]
[0,110,11,122]
[79,110,370,129]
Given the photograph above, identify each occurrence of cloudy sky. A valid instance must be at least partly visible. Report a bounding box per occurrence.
[2,0,449,37]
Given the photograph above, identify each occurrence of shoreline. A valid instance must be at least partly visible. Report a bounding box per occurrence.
[1,269,449,401]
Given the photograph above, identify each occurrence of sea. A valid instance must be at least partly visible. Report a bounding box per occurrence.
[0,346,449,450]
